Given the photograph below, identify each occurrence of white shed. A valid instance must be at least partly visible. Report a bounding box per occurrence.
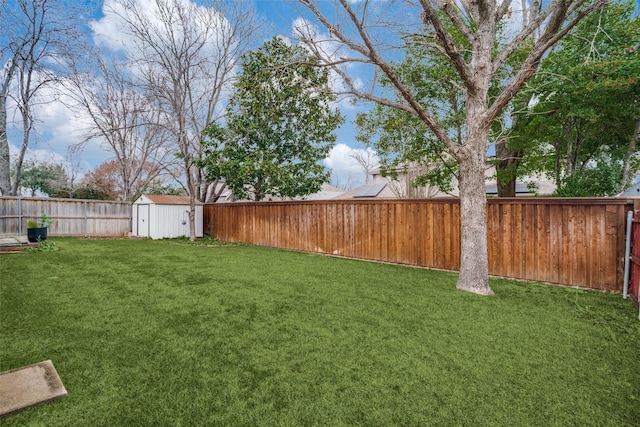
[132,195,203,239]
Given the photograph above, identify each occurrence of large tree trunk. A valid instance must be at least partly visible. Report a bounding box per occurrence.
[621,118,640,192]
[186,164,197,242]
[455,14,494,295]
[188,195,196,241]
[496,175,516,198]
[457,67,493,295]
[0,95,12,195]
[495,134,521,197]
[457,143,493,295]
[10,108,32,195]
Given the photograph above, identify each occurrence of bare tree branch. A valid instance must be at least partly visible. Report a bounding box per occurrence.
[418,0,476,95]
[298,0,457,154]
[100,0,263,238]
[0,0,86,195]
[487,0,607,125]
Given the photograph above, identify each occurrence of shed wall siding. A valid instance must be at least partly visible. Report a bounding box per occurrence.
[147,204,202,239]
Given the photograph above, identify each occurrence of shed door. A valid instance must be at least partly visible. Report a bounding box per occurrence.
[138,204,149,237]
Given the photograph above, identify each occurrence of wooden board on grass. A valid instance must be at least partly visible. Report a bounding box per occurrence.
[0,360,67,417]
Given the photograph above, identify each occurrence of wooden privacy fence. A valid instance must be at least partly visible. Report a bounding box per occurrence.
[204,198,634,292]
[0,196,131,237]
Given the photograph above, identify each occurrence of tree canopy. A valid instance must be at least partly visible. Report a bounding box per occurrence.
[0,0,86,196]
[19,160,70,197]
[298,0,605,294]
[508,0,640,196]
[354,43,463,196]
[96,0,262,239]
[203,37,343,201]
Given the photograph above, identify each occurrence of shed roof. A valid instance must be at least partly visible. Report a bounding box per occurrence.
[136,195,203,205]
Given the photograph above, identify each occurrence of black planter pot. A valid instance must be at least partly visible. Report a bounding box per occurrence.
[27,227,48,243]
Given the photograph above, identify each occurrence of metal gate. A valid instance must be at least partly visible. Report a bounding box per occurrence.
[625,211,640,311]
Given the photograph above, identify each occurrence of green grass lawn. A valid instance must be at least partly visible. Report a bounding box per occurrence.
[1,237,639,426]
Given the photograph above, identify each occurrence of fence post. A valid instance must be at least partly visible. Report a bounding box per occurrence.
[83,200,88,237]
[18,196,22,235]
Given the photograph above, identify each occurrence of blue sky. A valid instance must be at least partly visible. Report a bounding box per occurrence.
[5,0,569,191]
[5,0,375,190]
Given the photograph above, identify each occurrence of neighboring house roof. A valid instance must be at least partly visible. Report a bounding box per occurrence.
[369,162,556,197]
[301,183,345,200]
[353,183,387,198]
[212,183,346,202]
[214,188,235,203]
[619,182,640,197]
[333,183,397,199]
[134,194,203,205]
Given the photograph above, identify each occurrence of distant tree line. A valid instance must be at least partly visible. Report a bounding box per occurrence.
[15,158,185,200]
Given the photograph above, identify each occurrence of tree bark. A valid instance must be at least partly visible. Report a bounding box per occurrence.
[495,136,520,197]
[457,90,493,295]
[621,118,640,192]
[0,60,18,195]
[10,94,33,195]
[0,97,11,195]
[188,194,196,241]
[454,8,495,295]
[496,175,516,198]
[457,148,492,295]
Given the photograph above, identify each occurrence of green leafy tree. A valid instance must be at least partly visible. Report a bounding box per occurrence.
[70,185,114,200]
[19,160,50,196]
[510,1,640,196]
[19,160,70,197]
[144,179,187,196]
[203,37,343,201]
[354,43,463,195]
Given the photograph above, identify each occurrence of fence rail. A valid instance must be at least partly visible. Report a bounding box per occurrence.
[204,198,634,292]
[0,196,131,237]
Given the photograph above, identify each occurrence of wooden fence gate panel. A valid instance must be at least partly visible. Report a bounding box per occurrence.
[629,211,640,305]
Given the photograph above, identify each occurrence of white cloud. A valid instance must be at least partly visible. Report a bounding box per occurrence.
[324,143,379,189]
[89,0,237,141]
[9,143,66,166]
[6,0,243,182]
